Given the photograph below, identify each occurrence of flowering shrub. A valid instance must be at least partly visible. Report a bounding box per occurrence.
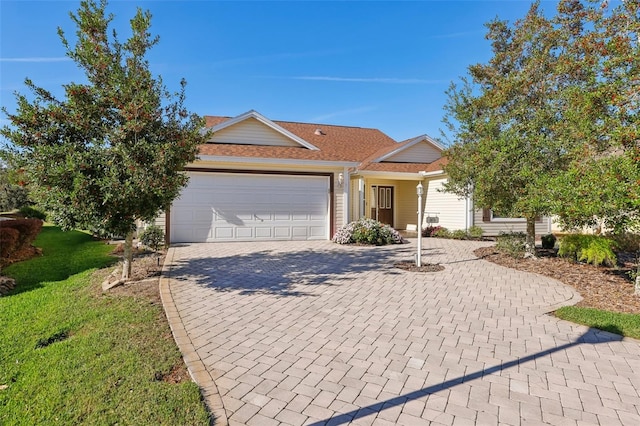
[422,225,442,237]
[333,218,403,245]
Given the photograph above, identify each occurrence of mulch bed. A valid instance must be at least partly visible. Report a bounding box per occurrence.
[394,260,445,273]
[474,246,640,314]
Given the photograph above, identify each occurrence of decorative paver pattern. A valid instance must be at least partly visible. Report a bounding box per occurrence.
[162,239,640,425]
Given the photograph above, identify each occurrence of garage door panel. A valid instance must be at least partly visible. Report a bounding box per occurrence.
[171,172,330,243]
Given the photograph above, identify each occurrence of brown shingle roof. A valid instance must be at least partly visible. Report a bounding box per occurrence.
[200,114,446,173]
[200,116,398,163]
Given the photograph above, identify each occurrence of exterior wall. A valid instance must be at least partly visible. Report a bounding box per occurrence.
[210,117,300,147]
[349,178,360,223]
[473,209,552,236]
[395,181,420,231]
[385,143,441,163]
[361,178,421,231]
[423,177,467,231]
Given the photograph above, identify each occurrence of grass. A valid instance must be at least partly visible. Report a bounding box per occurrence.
[0,226,210,425]
[555,306,640,340]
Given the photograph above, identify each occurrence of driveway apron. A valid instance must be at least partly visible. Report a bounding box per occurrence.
[161,239,640,426]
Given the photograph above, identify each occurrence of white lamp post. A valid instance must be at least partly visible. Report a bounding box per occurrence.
[416,182,424,267]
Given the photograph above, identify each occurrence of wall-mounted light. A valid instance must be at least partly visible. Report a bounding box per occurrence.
[337,172,344,188]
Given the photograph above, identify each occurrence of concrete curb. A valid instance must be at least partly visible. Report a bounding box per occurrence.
[159,247,229,426]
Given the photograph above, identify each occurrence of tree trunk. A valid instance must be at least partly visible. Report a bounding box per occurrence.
[525,216,537,259]
[121,231,134,281]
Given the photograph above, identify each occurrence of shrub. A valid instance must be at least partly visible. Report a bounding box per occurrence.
[496,232,527,258]
[422,225,442,237]
[333,218,402,245]
[607,233,640,253]
[468,226,484,239]
[541,233,557,249]
[0,218,43,259]
[558,234,617,267]
[451,229,468,240]
[139,225,165,251]
[18,205,47,220]
[431,227,451,238]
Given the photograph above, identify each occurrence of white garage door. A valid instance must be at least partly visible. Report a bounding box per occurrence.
[171,172,329,243]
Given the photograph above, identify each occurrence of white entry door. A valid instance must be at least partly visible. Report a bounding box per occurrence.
[171,172,329,243]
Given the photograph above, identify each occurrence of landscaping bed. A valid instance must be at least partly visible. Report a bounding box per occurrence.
[475,246,639,314]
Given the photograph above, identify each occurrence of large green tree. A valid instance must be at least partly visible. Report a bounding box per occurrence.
[442,1,571,256]
[551,0,639,233]
[1,0,206,279]
[442,0,638,256]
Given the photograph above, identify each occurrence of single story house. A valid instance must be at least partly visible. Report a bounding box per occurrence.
[154,110,551,243]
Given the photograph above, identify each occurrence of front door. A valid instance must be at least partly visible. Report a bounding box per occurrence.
[370,186,394,226]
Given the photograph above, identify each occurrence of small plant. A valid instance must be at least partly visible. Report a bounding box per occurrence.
[451,229,468,240]
[18,206,46,221]
[139,225,165,251]
[422,225,442,237]
[496,232,527,258]
[333,218,402,245]
[431,227,451,238]
[468,226,484,239]
[558,234,617,267]
[541,233,556,249]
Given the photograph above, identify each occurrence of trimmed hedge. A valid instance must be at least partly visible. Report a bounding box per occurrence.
[0,218,43,260]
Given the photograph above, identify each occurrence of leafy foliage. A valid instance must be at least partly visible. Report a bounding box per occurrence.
[558,234,617,267]
[18,206,46,220]
[139,224,165,251]
[0,1,207,277]
[333,218,402,245]
[496,232,527,258]
[0,164,29,212]
[468,225,484,239]
[441,0,640,254]
[422,225,443,237]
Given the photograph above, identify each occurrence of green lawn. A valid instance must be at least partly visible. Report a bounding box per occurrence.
[555,306,640,340]
[0,226,210,425]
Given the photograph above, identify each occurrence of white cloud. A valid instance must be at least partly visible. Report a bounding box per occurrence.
[310,106,377,122]
[0,57,70,63]
[292,76,446,84]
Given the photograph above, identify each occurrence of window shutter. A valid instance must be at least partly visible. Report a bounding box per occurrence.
[482,208,491,222]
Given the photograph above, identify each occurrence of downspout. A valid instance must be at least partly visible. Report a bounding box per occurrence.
[466,195,474,231]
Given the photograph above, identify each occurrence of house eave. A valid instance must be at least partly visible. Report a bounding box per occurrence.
[194,155,359,168]
[207,110,320,151]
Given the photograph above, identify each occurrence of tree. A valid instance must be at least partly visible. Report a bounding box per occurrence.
[551,0,640,234]
[442,1,572,257]
[0,0,206,279]
[0,163,30,212]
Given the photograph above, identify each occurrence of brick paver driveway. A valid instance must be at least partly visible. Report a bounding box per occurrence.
[161,239,640,426]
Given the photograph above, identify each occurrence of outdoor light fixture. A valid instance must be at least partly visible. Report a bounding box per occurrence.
[416,182,424,267]
[338,172,344,188]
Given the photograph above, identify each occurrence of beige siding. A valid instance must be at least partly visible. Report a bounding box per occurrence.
[384,143,441,163]
[209,117,301,147]
[395,181,419,230]
[424,178,467,230]
[361,178,420,231]
[474,209,552,236]
[349,179,360,223]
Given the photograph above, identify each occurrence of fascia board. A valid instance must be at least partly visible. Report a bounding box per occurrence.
[195,155,358,168]
[207,110,319,151]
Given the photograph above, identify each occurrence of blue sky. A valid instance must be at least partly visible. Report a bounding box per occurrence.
[1,0,563,143]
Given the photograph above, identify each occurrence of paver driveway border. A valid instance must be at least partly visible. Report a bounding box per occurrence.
[160,239,640,425]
